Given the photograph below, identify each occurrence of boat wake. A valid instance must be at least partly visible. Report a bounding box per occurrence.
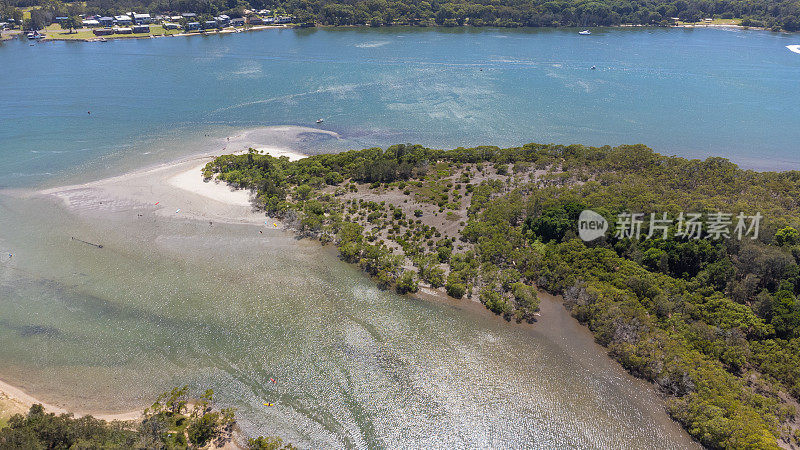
[787,45,800,54]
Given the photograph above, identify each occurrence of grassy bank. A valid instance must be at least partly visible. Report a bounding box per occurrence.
[43,24,182,40]
[37,24,286,41]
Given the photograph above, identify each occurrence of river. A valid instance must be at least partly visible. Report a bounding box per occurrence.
[3,25,796,448]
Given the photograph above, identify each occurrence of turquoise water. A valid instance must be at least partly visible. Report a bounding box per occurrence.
[1,26,799,189]
[0,26,795,447]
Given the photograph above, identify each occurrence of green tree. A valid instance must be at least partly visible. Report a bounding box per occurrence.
[396,270,419,294]
[187,412,221,446]
[248,436,298,449]
[445,272,466,298]
[775,226,799,246]
[424,264,445,288]
[65,15,81,33]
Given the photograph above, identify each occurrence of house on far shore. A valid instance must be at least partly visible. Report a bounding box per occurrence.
[231,18,245,26]
[203,20,218,29]
[115,27,133,34]
[99,17,114,26]
[248,17,265,25]
[115,15,132,25]
[181,13,197,18]
[93,28,113,35]
[132,24,149,33]
[185,22,201,31]
[55,16,69,25]
[133,13,151,24]
[163,22,180,30]
[82,19,100,27]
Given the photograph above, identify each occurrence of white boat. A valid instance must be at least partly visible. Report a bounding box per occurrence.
[579,30,591,35]
[316,118,324,123]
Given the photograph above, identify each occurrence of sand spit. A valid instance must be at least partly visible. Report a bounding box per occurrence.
[36,127,320,226]
[0,126,326,423]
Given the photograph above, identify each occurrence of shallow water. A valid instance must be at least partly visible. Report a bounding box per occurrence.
[3,25,792,447]
[0,192,698,448]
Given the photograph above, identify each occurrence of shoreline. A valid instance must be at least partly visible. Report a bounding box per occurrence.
[38,24,292,43]
[6,21,792,45]
[0,378,141,422]
[34,128,317,227]
[0,132,700,445]
[0,129,315,423]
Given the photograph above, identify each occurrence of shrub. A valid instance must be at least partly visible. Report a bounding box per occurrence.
[396,270,419,294]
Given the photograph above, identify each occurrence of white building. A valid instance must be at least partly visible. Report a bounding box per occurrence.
[133,13,151,24]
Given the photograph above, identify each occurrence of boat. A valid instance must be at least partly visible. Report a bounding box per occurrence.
[590,65,596,70]
[579,30,591,35]
[316,118,324,123]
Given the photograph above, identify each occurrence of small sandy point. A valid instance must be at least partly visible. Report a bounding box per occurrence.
[0,379,140,422]
[38,147,307,226]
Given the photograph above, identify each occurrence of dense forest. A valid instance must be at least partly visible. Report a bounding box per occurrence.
[2,0,800,31]
[0,386,295,449]
[205,143,800,448]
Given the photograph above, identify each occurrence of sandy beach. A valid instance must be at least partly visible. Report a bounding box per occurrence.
[0,379,141,421]
[38,128,315,226]
[0,127,321,423]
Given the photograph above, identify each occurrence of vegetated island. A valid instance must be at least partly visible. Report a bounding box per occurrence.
[0,386,295,449]
[206,143,800,449]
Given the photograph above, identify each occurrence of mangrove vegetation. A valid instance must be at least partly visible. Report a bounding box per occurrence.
[206,142,800,449]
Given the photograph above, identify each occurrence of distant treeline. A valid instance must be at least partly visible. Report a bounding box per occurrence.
[3,0,800,31]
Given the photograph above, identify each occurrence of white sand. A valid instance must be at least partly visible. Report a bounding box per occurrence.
[166,146,306,208]
[8,127,323,420]
[39,146,308,226]
[254,145,307,161]
[0,379,141,421]
[168,162,252,207]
